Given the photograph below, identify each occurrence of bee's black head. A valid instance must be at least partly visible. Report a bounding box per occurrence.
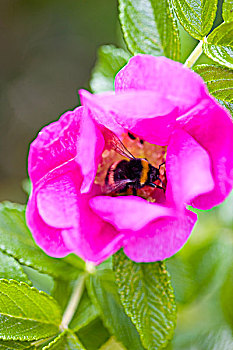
[149,165,160,183]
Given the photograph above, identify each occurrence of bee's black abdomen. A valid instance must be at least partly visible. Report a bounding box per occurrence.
[127,159,143,181]
[113,160,130,182]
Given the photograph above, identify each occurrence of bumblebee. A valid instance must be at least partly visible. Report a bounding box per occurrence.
[105,132,165,195]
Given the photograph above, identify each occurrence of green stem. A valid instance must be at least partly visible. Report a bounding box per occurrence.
[184,38,206,68]
[60,272,87,330]
[32,264,96,347]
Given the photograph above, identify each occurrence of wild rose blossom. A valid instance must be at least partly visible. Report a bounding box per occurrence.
[26,55,233,264]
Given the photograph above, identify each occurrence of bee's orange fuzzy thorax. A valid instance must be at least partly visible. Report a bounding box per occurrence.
[140,159,149,185]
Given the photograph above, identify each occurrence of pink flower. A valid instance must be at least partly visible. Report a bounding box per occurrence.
[26,55,233,264]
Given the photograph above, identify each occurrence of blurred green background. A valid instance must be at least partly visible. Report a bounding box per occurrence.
[0,0,119,202]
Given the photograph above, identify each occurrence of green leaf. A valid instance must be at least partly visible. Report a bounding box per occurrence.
[90,45,131,94]
[223,0,233,22]
[167,236,233,306]
[119,0,180,60]
[194,64,233,102]
[52,276,80,313]
[0,251,31,284]
[201,327,233,350]
[221,264,233,329]
[0,202,83,279]
[113,251,176,350]
[23,266,54,295]
[62,255,85,271]
[172,326,233,350]
[52,279,75,313]
[69,288,99,332]
[96,257,113,271]
[0,279,61,341]
[21,179,32,196]
[42,330,85,350]
[166,256,195,304]
[222,101,233,116]
[172,0,218,39]
[0,339,33,349]
[86,269,144,350]
[186,238,232,297]
[203,22,233,69]
[76,317,110,350]
[99,337,126,350]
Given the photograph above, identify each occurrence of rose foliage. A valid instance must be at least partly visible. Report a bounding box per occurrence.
[26,55,233,265]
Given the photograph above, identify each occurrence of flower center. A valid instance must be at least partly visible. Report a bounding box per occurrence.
[95,132,167,202]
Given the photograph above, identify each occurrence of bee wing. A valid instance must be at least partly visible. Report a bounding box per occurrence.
[104,179,133,194]
[106,130,135,160]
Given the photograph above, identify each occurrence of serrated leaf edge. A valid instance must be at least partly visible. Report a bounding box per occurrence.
[113,255,177,349]
[202,43,233,69]
[0,251,32,285]
[118,0,163,55]
[0,279,62,325]
[42,332,65,349]
[0,204,80,280]
[172,0,218,40]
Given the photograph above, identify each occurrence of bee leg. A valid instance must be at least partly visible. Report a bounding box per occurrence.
[158,162,165,170]
[158,177,166,188]
[132,187,137,196]
[149,182,165,193]
[148,183,156,188]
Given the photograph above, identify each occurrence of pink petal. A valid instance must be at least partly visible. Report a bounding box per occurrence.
[79,90,124,135]
[177,97,233,209]
[166,128,215,209]
[76,109,105,193]
[115,55,207,115]
[28,107,83,184]
[90,196,175,231]
[123,209,197,262]
[37,172,80,229]
[28,182,123,263]
[80,89,177,145]
[62,194,124,264]
[26,194,72,258]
